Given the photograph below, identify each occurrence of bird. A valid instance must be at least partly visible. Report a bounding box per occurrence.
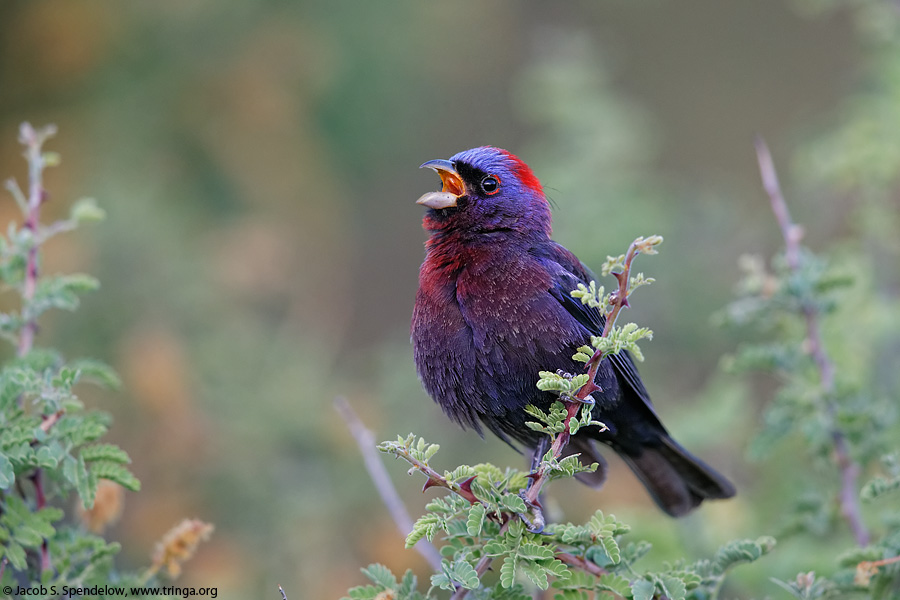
[411,146,735,517]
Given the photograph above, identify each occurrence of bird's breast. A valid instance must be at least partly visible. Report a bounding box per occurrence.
[412,244,583,429]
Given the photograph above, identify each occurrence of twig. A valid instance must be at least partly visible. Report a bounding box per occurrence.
[557,552,609,577]
[39,410,64,434]
[14,123,58,572]
[524,237,653,511]
[278,584,287,600]
[16,123,55,360]
[754,137,870,547]
[333,397,443,571]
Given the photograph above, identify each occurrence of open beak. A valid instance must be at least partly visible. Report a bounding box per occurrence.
[417,159,466,209]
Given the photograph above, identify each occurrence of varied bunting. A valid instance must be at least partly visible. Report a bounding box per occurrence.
[411,146,735,516]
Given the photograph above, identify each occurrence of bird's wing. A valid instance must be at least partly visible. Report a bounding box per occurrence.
[541,242,658,417]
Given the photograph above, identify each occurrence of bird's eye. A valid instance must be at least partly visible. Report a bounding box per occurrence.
[480,175,500,195]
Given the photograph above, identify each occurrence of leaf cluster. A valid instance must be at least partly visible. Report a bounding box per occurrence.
[351,429,776,599]
[0,124,187,598]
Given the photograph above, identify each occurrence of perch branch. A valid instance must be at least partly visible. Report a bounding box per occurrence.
[524,237,654,512]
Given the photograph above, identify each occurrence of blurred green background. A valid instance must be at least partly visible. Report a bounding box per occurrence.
[2,1,898,598]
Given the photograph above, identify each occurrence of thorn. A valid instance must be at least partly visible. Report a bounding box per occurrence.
[580,381,601,396]
[422,478,440,492]
[458,475,477,496]
[525,471,541,480]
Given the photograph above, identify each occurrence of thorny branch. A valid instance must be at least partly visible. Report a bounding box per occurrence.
[523,236,657,514]
[755,137,870,547]
[12,122,58,573]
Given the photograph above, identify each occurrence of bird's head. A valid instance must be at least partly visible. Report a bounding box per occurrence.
[417,146,551,238]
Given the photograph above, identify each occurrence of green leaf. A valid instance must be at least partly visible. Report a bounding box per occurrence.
[345,584,380,600]
[0,453,13,489]
[361,563,397,589]
[70,197,106,223]
[90,461,140,492]
[657,574,687,600]
[500,554,518,588]
[34,444,61,468]
[448,558,479,589]
[521,560,550,590]
[542,558,570,580]
[398,570,418,597]
[406,514,439,548]
[80,443,131,464]
[501,494,527,513]
[30,273,100,316]
[466,503,486,536]
[63,453,96,508]
[483,540,509,556]
[601,536,621,564]
[860,475,900,501]
[518,543,554,561]
[2,540,26,570]
[430,572,454,592]
[68,358,122,390]
[597,573,631,597]
[714,536,776,573]
[631,578,655,600]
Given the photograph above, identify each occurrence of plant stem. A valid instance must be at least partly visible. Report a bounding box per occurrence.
[557,552,609,577]
[755,137,870,547]
[16,123,54,359]
[15,123,57,572]
[524,238,648,510]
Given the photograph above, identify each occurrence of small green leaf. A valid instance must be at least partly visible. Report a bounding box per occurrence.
[500,554,518,588]
[3,540,27,570]
[501,493,527,513]
[518,543,554,561]
[448,559,479,589]
[361,563,396,589]
[597,573,631,597]
[601,536,621,564]
[631,578,655,600]
[466,503,486,536]
[90,461,140,492]
[0,453,13,489]
[714,536,776,573]
[430,572,454,592]
[81,443,131,464]
[658,575,687,600]
[521,560,549,590]
[70,197,106,223]
[63,454,96,508]
[861,475,900,501]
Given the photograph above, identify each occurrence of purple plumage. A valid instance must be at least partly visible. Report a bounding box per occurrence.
[411,146,735,516]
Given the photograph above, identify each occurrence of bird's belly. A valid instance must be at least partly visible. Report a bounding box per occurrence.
[412,291,580,439]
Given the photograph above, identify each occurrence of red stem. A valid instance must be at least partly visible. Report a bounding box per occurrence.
[524,239,646,508]
[15,124,57,572]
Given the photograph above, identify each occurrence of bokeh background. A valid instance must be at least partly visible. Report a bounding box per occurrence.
[1,1,899,598]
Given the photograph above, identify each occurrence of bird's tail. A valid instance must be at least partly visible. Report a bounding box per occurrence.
[618,434,736,517]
